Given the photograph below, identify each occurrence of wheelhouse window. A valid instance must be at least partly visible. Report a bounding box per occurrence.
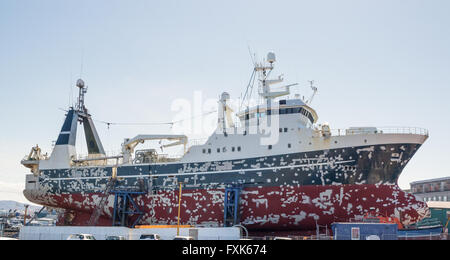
[239,106,314,124]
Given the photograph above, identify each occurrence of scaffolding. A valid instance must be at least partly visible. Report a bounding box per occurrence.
[224,185,242,227]
[111,190,145,228]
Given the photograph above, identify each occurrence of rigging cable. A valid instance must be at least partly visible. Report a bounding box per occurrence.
[95,110,218,129]
[240,68,256,111]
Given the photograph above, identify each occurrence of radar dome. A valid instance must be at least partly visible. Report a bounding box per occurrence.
[221,92,230,102]
[76,79,85,88]
[267,52,276,63]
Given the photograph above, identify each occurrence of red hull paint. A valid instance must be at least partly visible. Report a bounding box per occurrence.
[25,184,429,231]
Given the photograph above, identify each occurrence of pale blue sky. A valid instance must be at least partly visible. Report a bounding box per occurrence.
[1,0,449,202]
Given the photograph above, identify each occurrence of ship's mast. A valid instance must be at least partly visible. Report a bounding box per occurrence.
[76,79,88,118]
[74,79,106,156]
[240,52,298,112]
[257,52,298,101]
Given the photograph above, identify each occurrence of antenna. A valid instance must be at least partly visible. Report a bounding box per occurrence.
[76,79,88,115]
[306,80,318,105]
[69,69,73,108]
[80,48,84,79]
[247,45,257,67]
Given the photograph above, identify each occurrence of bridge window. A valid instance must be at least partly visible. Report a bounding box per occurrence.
[240,106,314,123]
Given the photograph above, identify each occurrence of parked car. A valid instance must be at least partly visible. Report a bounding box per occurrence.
[139,234,161,240]
[0,237,18,240]
[173,236,194,240]
[66,234,96,240]
[106,235,127,240]
[273,237,293,240]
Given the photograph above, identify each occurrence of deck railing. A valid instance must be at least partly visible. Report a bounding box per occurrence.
[329,127,429,137]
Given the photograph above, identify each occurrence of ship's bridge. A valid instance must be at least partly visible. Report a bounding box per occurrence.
[237,98,318,126]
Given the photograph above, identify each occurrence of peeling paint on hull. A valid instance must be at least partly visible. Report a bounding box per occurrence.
[25,184,429,231]
[24,143,429,231]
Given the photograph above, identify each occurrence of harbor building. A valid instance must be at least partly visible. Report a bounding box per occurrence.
[410,177,450,202]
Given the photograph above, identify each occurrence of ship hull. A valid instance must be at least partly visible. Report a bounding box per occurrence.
[23,142,429,231]
[25,184,428,230]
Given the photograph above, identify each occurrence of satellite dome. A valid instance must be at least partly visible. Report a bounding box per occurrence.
[221,92,230,101]
[76,79,85,88]
[267,52,276,63]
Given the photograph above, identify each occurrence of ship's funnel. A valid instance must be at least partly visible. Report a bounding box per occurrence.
[82,113,106,156]
[55,109,78,146]
[40,108,79,170]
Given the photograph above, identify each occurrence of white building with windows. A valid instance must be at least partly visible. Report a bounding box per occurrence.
[410,177,450,202]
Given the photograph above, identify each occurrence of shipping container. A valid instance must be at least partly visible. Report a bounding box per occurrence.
[331,223,397,240]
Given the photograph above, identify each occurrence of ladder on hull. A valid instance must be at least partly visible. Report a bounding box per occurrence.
[88,178,117,226]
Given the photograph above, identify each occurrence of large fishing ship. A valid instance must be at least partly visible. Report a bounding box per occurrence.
[21,52,430,231]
